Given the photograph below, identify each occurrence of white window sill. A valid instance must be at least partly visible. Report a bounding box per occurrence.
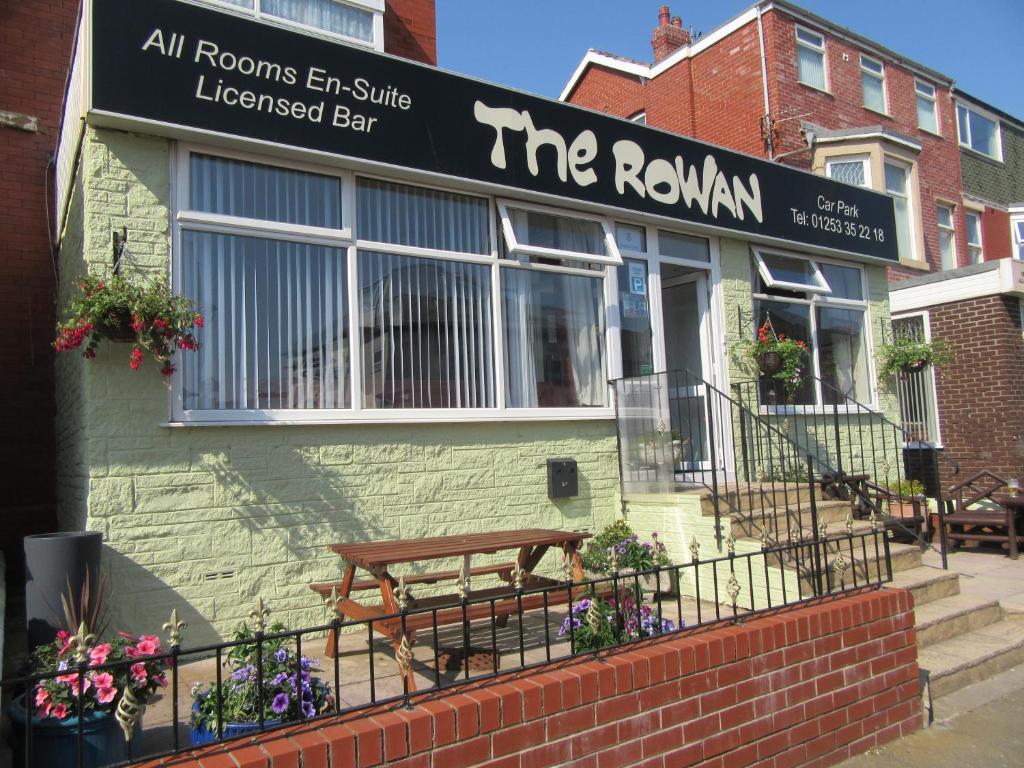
[798,81,832,97]
[863,105,890,119]
[959,144,1003,164]
[918,126,942,138]
[163,409,617,427]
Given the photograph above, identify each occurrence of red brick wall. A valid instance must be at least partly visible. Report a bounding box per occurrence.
[564,65,647,121]
[153,589,921,768]
[385,0,437,66]
[929,295,1024,478]
[0,0,80,567]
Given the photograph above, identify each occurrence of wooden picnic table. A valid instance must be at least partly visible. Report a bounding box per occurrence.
[309,529,592,688]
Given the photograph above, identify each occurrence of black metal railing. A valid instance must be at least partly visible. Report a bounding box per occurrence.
[732,374,960,566]
[1,531,889,767]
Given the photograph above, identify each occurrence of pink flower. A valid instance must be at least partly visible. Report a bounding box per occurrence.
[89,643,112,667]
[56,630,70,645]
[135,637,160,656]
[130,662,148,684]
[36,700,52,719]
[35,687,50,707]
[153,672,168,688]
[93,672,117,704]
[52,703,68,720]
[57,672,91,695]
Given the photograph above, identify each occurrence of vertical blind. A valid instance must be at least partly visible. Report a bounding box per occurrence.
[190,154,343,229]
[182,231,349,410]
[262,0,373,41]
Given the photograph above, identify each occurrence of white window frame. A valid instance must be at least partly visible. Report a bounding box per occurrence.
[628,111,647,125]
[914,80,939,135]
[966,210,984,263]
[883,158,919,262]
[860,54,887,114]
[753,248,831,294]
[795,25,828,92]
[193,0,384,51]
[170,144,620,424]
[825,155,872,188]
[891,311,943,447]
[1011,216,1024,261]
[497,199,623,267]
[751,249,875,412]
[936,203,957,270]
[957,102,1004,161]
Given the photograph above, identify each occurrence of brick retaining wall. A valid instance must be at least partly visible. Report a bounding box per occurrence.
[143,587,921,768]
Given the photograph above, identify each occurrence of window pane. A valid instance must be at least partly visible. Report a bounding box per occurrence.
[966,214,982,245]
[818,263,862,300]
[885,163,914,260]
[502,269,607,407]
[957,105,970,141]
[796,28,823,47]
[754,300,814,405]
[218,0,254,7]
[616,223,647,252]
[190,154,343,228]
[967,110,998,157]
[862,72,885,112]
[818,307,870,404]
[617,259,654,377]
[262,0,373,41]
[917,95,937,133]
[939,229,956,269]
[936,206,953,228]
[861,56,883,75]
[357,178,490,254]
[509,208,606,257]
[658,230,710,261]
[828,160,866,187]
[797,45,826,89]
[182,231,349,410]
[359,251,493,409]
[760,252,818,287]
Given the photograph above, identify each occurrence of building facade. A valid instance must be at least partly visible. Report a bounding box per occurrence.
[54,0,902,641]
[563,1,971,282]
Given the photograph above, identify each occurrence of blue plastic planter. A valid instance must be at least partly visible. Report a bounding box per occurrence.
[189,701,281,746]
[7,694,136,767]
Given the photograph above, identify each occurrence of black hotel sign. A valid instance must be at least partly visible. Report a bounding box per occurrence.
[89,0,898,261]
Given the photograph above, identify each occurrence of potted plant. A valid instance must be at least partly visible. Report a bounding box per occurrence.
[190,621,333,745]
[877,333,953,380]
[886,479,925,518]
[53,274,203,377]
[579,521,671,591]
[559,593,676,653]
[745,321,808,401]
[7,627,168,768]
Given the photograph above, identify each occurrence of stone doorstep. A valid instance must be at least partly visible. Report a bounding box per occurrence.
[918,616,1024,699]
[888,566,961,607]
[913,594,1003,648]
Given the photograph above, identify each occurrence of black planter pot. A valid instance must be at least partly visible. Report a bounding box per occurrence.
[99,307,136,342]
[24,531,103,652]
[757,351,784,375]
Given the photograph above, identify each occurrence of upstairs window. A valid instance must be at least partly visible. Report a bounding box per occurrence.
[795,26,827,90]
[860,54,886,113]
[884,160,916,261]
[936,204,956,270]
[957,104,1002,160]
[915,81,938,134]
[201,0,379,47]
[826,157,870,188]
[966,212,984,263]
[1012,218,1024,260]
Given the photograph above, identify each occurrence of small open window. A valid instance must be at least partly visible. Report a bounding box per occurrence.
[753,250,830,294]
[498,200,622,266]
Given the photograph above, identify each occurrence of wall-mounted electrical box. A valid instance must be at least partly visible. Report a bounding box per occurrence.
[547,458,578,498]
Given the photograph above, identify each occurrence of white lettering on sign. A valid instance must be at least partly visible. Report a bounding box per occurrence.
[473,101,762,224]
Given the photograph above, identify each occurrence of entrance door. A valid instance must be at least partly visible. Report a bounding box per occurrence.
[660,271,715,475]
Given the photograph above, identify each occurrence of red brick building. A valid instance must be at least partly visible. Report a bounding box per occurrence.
[563,1,967,282]
[0,0,437,576]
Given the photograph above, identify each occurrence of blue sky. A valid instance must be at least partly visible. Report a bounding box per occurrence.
[436,1,1024,118]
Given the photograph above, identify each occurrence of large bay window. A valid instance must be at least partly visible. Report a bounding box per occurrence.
[174,148,617,421]
[752,250,872,407]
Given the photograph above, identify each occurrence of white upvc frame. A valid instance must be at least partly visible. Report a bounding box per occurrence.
[1011,215,1024,261]
[936,202,957,270]
[883,157,919,262]
[496,199,623,267]
[891,310,943,447]
[794,24,829,92]
[956,101,1004,162]
[753,248,831,294]
[859,53,887,115]
[628,111,647,125]
[914,80,940,135]
[170,142,625,424]
[825,155,872,189]
[751,249,876,412]
[189,0,384,50]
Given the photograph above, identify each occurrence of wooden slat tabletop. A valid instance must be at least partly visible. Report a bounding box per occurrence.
[327,528,591,569]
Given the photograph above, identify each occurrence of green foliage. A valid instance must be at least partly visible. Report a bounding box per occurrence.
[890,479,925,499]
[579,521,671,575]
[191,621,332,729]
[54,274,203,376]
[743,321,809,399]
[877,333,953,381]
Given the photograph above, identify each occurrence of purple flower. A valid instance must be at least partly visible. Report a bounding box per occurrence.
[274,648,288,663]
[231,665,253,682]
[271,692,290,715]
[271,672,288,687]
[301,700,315,719]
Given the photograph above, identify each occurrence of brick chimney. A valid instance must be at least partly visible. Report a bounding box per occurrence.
[652,5,691,62]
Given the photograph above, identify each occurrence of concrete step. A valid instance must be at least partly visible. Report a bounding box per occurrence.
[778,540,921,593]
[913,594,1003,648]
[888,566,961,607]
[725,500,853,539]
[919,617,1024,698]
[691,483,831,516]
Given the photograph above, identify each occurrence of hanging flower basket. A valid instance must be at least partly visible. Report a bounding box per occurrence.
[900,359,928,375]
[96,306,137,343]
[877,333,953,382]
[756,351,784,376]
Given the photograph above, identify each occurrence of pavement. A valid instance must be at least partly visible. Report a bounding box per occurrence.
[919,545,1024,616]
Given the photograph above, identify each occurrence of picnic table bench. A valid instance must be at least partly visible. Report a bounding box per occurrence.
[310,529,592,688]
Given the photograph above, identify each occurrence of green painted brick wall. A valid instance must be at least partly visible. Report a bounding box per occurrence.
[55,127,620,643]
[961,120,1024,206]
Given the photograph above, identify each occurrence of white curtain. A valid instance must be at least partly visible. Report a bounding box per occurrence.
[502,269,538,408]
[262,0,373,41]
[182,232,348,410]
[563,276,606,406]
